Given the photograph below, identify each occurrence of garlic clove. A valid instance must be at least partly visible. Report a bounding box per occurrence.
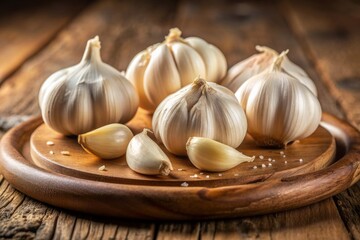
[78,123,133,159]
[125,50,155,112]
[186,37,227,83]
[186,137,254,172]
[126,129,173,176]
[170,42,206,86]
[143,44,181,107]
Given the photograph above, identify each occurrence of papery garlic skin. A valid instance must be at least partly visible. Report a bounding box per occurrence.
[78,123,133,159]
[235,51,322,148]
[39,36,139,135]
[153,77,247,156]
[186,137,254,172]
[126,28,227,112]
[222,46,317,96]
[126,129,173,175]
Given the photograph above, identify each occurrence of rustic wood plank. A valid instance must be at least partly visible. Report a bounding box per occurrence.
[0,193,46,240]
[206,199,350,240]
[52,212,77,240]
[119,223,155,240]
[35,208,60,239]
[101,223,118,240]
[335,184,360,240]
[71,219,105,240]
[0,0,91,83]
[156,223,200,240]
[281,0,360,129]
[0,182,19,209]
[156,200,350,240]
[281,1,360,239]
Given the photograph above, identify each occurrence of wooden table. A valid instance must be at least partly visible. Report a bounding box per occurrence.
[0,0,359,239]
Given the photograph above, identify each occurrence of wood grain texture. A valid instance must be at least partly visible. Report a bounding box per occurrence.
[281,1,360,238]
[281,0,360,130]
[156,199,350,240]
[0,0,359,238]
[0,0,90,83]
[0,113,358,220]
[29,112,335,187]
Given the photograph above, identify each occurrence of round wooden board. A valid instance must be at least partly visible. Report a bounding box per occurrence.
[0,112,359,220]
[29,112,335,187]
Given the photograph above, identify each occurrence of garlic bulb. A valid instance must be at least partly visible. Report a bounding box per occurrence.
[78,123,133,159]
[126,129,173,175]
[153,77,247,156]
[186,137,254,172]
[126,28,227,112]
[222,46,317,96]
[235,50,322,148]
[39,36,139,135]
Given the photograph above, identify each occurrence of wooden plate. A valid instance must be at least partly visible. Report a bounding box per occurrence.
[0,111,359,220]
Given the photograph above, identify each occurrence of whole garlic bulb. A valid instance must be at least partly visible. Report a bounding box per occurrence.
[39,36,139,135]
[222,46,317,96]
[153,77,247,156]
[235,51,322,148]
[126,28,227,112]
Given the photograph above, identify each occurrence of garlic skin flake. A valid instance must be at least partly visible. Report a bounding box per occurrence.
[126,129,173,176]
[153,77,247,156]
[222,46,317,96]
[39,36,139,135]
[126,28,227,112]
[78,123,133,159]
[235,51,322,148]
[186,137,255,172]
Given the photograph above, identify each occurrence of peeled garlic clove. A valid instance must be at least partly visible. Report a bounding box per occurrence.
[126,129,173,176]
[235,50,322,148]
[186,137,254,172]
[78,124,133,159]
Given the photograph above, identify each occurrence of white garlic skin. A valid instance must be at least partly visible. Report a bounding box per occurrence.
[152,77,247,156]
[126,28,227,113]
[222,46,317,96]
[186,137,255,172]
[39,36,139,135]
[126,129,173,176]
[235,52,322,148]
[78,124,133,159]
